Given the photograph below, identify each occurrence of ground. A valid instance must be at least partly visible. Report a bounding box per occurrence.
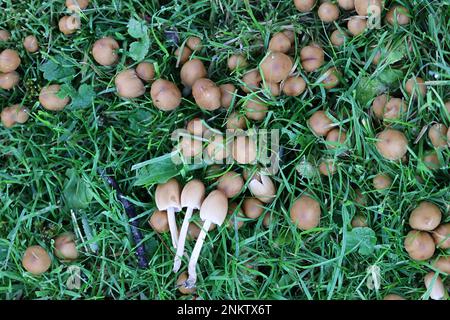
[0,0,449,300]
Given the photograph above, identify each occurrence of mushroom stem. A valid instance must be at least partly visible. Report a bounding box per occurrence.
[167,207,179,249]
[185,219,212,288]
[173,207,194,273]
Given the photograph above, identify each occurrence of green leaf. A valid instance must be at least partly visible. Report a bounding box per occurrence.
[39,55,76,82]
[129,39,150,62]
[71,84,96,109]
[127,18,148,39]
[132,153,206,186]
[63,169,94,210]
[345,227,377,256]
[356,68,404,106]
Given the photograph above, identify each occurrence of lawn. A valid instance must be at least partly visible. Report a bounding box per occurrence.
[0,0,449,300]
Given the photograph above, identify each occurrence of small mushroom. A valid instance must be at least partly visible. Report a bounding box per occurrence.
[150,79,182,111]
[325,128,346,149]
[330,29,347,46]
[186,36,202,51]
[155,178,182,248]
[404,230,435,261]
[177,271,196,295]
[58,16,81,35]
[173,179,205,273]
[248,173,276,203]
[0,49,21,73]
[373,173,392,190]
[92,37,119,66]
[424,272,446,300]
[300,45,324,72]
[348,16,367,36]
[282,76,306,96]
[409,202,442,231]
[54,232,78,261]
[232,135,257,164]
[39,84,70,111]
[432,256,450,274]
[175,46,192,66]
[66,0,89,11]
[226,112,246,131]
[115,69,145,98]
[149,210,169,233]
[386,5,410,26]
[192,78,222,111]
[308,110,333,136]
[227,202,245,230]
[372,94,387,119]
[243,198,264,219]
[219,83,236,108]
[268,32,291,53]
[294,0,316,12]
[351,214,368,228]
[217,171,244,198]
[322,67,341,89]
[186,117,206,136]
[23,35,39,53]
[432,223,450,249]
[318,2,340,23]
[405,77,427,97]
[241,69,261,92]
[383,294,406,300]
[228,54,248,71]
[428,123,448,148]
[260,52,293,83]
[0,29,10,41]
[0,71,19,90]
[22,245,51,275]
[136,62,155,82]
[1,104,29,128]
[290,195,321,230]
[186,190,228,288]
[180,59,207,88]
[244,97,268,121]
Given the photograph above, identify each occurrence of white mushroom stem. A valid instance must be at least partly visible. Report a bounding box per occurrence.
[167,207,179,249]
[186,219,212,288]
[173,207,194,273]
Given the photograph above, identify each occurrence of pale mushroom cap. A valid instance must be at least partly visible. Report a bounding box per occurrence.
[383,294,406,300]
[181,179,206,209]
[54,232,78,261]
[22,245,51,275]
[354,0,382,16]
[372,94,387,119]
[199,190,228,226]
[155,178,182,211]
[0,71,20,90]
[432,223,450,249]
[308,110,333,136]
[1,104,29,128]
[186,36,202,51]
[248,174,276,203]
[383,97,405,120]
[424,272,446,300]
[0,29,11,41]
[428,123,448,148]
[373,173,392,190]
[432,256,450,274]
[409,202,442,231]
[23,35,39,53]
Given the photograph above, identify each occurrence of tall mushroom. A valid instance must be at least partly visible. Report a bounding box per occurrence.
[155,178,182,248]
[173,179,205,273]
[186,190,228,288]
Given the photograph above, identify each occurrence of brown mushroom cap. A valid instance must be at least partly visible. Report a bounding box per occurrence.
[283,76,306,96]
[348,17,367,36]
[177,271,196,295]
[23,35,39,53]
[226,112,246,131]
[227,203,245,229]
[192,78,221,111]
[232,135,257,164]
[263,213,272,227]
[22,245,51,275]
[383,97,406,120]
[409,202,442,231]
[219,83,236,108]
[386,5,410,26]
[264,82,281,96]
[428,123,448,148]
[433,256,450,274]
[92,37,119,66]
[268,32,291,53]
[186,222,201,240]
[405,77,427,97]
[404,230,435,261]
[290,195,321,230]
[300,45,324,72]
[282,30,296,44]
[308,110,333,136]
[338,0,355,10]
[174,46,192,66]
[244,98,268,121]
[136,62,155,82]
[115,69,145,98]
[54,232,78,261]
[376,129,408,161]
[199,190,228,226]
[354,0,383,16]
[319,159,336,176]
[0,49,21,73]
[228,54,248,71]
[432,223,450,249]
[322,68,341,89]
[217,171,244,198]
[58,16,81,35]
[241,69,262,92]
[294,0,316,12]
[206,134,227,162]
[248,174,276,203]
[149,210,169,233]
[260,52,293,83]
[423,151,440,170]
[186,118,206,136]
[0,29,11,41]
[318,2,340,23]
[372,94,387,119]
[179,135,203,158]
[181,179,205,210]
[243,198,264,219]
[424,272,446,300]
[1,104,29,128]
[150,79,182,111]
[351,214,368,228]
[186,36,202,51]
[325,128,346,149]
[0,71,20,90]
[39,84,70,111]
[66,0,89,11]
[330,29,347,46]
[383,294,406,300]
[180,59,207,87]
[373,173,392,190]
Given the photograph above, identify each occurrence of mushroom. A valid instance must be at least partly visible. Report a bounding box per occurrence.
[192,78,221,111]
[217,171,244,198]
[424,272,446,300]
[23,35,39,53]
[290,195,321,230]
[186,190,228,288]
[186,36,202,51]
[1,104,29,128]
[248,172,276,203]
[409,202,442,231]
[0,49,21,73]
[177,271,196,295]
[173,179,205,273]
[22,245,51,275]
[0,71,20,90]
[136,62,155,82]
[432,223,450,249]
[228,54,248,71]
[58,16,81,35]
[155,178,182,248]
[149,210,169,233]
[54,232,78,261]
[404,230,435,261]
[243,198,264,219]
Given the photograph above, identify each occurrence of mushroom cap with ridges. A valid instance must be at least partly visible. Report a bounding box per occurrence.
[22,245,51,275]
[181,179,206,210]
[155,178,182,212]
[409,202,441,231]
[199,190,228,226]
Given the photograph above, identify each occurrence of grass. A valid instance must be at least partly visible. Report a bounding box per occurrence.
[0,0,449,300]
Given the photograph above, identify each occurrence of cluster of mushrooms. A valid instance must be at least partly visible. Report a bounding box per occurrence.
[21,233,79,276]
[58,0,90,35]
[0,30,39,128]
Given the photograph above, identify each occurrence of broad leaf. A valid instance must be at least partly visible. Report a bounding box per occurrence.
[39,55,76,82]
[71,84,96,109]
[344,227,377,256]
[129,39,150,62]
[127,18,148,39]
[356,68,404,106]
[63,169,94,210]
